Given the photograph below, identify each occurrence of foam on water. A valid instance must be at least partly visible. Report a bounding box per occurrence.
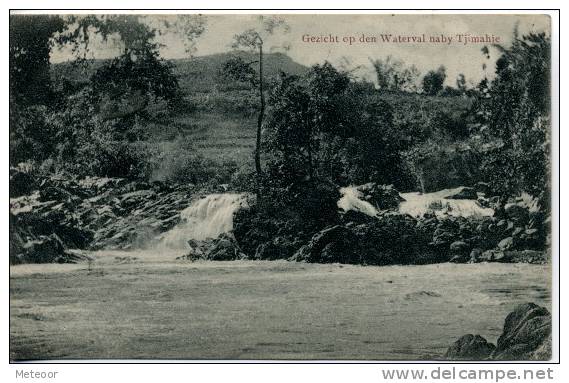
[338,186,494,218]
[159,193,248,250]
[338,187,379,217]
[159,186,491,252]
[399,187,494,218]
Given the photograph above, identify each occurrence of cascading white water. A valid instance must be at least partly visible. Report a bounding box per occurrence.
[338,186,494,218]
[159,193,248,250]
[337,186,379,217]
[399,188,494,218]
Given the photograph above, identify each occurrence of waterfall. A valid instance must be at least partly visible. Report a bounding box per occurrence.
[159,193,248,250]
[337,186,379,217]
[338,186,494,218]
[399,188,494,218]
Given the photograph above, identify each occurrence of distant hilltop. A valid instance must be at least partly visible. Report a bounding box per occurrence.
[51,51,309,94]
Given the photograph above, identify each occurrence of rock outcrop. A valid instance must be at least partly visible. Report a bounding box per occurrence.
[445,186,478,200]
[492,303,552,360]
[291,225,361,264]
[444,334,496,360]
[445,303,552,361]
[178,233,246,261]
[9,169,195,263]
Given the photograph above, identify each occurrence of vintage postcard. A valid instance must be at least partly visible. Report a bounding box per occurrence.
[9,12,553,361]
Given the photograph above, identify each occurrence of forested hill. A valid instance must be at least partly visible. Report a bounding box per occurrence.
[51,51,309,94]
[172,52,308,93]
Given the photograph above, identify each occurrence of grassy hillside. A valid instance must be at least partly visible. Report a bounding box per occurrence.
[50,52,309,180]
[50,53,472,186]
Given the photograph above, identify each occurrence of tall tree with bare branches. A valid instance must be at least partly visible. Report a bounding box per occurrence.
[231,16,290,191]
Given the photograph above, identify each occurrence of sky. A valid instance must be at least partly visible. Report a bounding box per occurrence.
[49,13,550,86]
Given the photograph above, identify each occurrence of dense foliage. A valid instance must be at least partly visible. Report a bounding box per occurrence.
[422,66,447,96]
[10,15,188,180]
[264,63,411,190]
[476,32,551,208]
[10,15,551,213]
[9,15,66,105]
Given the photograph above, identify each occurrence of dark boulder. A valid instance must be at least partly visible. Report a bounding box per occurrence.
[445,334,496,360]
[208,233,247,261]
[354,213,441,265]
[529,337,552,360]
[450,240,470,254]
[497,236,515,251]
[492,303,552,360]
[11,209,94,251]
[446,303,551,361]
[10,233,65,264]
[477,250,548,264]
[180,233,246,261]
[356,183,405,210]
[478,250,508,262]
[255,236,300,260]
[504,203,530,226]
[496,219,514,234]
[445,187,477,200]
[468,248,483,262]
[518,227,545,250]
[449,241,471,263]
[9,169,36,197]
[474,182,492,196]
[292,225,360,264]
[431,219,460,250]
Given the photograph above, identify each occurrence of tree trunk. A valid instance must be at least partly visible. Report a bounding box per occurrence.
[307,138,313,180]
[255,44,265,190]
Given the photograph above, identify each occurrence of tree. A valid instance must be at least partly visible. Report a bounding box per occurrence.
[231,16,290,189]
[478,31,551,205]
[369,56,420,92]
[422,65,446,95]
[219,56,258,86]
[9,14,206,169]
[9,15,66,105]
[456,73,468,95]
[265,62,406,189]
[84,16,181,121]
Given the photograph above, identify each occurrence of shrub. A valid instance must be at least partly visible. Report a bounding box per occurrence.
[9,103,57,165]
[149,137,239,186]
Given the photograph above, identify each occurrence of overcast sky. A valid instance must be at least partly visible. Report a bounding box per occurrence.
[50,14,550,86]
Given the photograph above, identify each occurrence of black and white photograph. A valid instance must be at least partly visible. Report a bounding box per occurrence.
[8,11,555,362]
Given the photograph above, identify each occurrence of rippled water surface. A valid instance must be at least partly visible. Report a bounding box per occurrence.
[10,256,550,360]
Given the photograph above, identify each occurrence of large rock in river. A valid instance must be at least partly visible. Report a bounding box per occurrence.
[179,233,247,261]
[492,303,552,360]
[445,187,478,200]
[445,334,496,360]
[446,303,552,361]
[255,236,300,260]
[291,225,360,264]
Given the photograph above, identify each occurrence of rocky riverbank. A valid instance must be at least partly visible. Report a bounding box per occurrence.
[10,167,197,264]
[10,167,550,266]
[231,184,550,266]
